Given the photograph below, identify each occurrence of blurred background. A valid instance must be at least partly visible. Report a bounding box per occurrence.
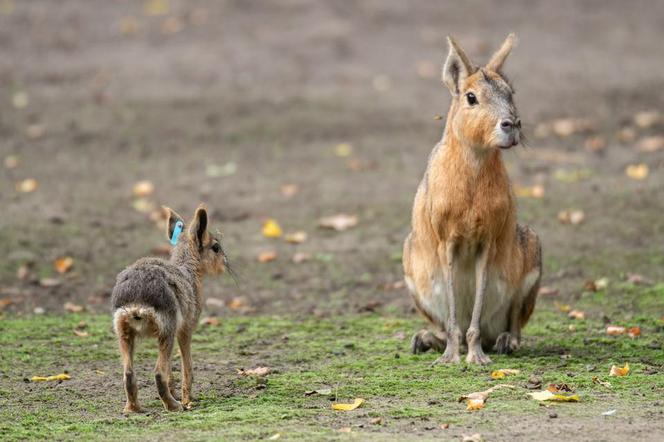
[1,0,663,317]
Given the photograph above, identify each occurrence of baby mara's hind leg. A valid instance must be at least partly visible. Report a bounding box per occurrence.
[119,330,142,413]
[155,334,183,412]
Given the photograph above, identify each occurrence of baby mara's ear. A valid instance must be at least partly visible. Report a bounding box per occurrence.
[163,206,185,243]
[188,203,209,249]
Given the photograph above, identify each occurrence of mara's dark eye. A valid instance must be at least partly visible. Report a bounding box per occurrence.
[466,92,478,106]
[211,243,221,254]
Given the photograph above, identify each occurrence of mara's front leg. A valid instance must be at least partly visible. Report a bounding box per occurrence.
[432,242,461,365]
[466,244,492,365]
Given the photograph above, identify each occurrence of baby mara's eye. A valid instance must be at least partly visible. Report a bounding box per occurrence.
[211,243,221,254]
[466,92,478,106]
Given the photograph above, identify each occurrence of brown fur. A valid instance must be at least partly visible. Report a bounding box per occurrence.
[403,34,541,365]
[111,204,228,412]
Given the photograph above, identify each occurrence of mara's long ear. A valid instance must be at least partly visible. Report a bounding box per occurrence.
[486,33,517,73]
[442,36,475,96]
[163,206,185,242]
[188,203,209,249]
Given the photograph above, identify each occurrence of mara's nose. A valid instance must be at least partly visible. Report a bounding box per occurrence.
[500,119,515,132]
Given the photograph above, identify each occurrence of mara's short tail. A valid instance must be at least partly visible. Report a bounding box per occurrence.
[113,304,162,337]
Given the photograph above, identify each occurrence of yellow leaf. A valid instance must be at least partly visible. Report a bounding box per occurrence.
[334,143,353,157]
[528,390,579,402]
[144,0,169,16]
[132,180,154,197]
[609,362,629,377]
[466,398,485,410]
[16,178,38,193]
[332,398,364,411]
[515,184,545,198]
[490,369,520,380]
[54,256,74,274]
[262,219,283,238]
[284,231,307,244]
[625,164,649,180]
[555,302,571,313]
[31,373,71,382]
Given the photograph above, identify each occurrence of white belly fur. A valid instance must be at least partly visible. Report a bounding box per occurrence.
[414,262,512,345]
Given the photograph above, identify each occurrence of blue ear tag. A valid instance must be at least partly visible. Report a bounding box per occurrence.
[170,221,184,246]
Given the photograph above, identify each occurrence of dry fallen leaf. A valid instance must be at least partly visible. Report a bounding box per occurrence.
[119,16,140,35]
[132,198,156,214]
[625,164,649,180]
[616,127,637,143]
[440,423,450,430]
[201,316,220,326]
[633,110,662,129]
[132,180,154,197]
[73,329,89,338]
[257,250,277,263]
[547,383,573,393]
[334,142,353,157]
[369,417,383,425]
[538,286,559,297]
[53,256,74,274]
[26,124,45,140]
[31,373,71,382]
[16,178,38,193]
[609,362,630,377]
[627,326,641,338]
[592,377,612,388]
[568,310,585,320]
[267,434,281,441]
[318,214,358,231]
[226,296,250,311]
[555,302,571,313]
[636,135,664,153]
[0,298,14,311]
[280,183,299,198]
[12,91,29,109]
[490,369,521,380]
[338,427,352,433]
[557,209,585,225]
[332,398,364,411]
[161,16,182,34]
[292,252,311,263]
[64,302,84,313]
[284,231,307,244]
[584,136,606,153]
[144,0,169,16]
[262,219,283,238]
[626,273,652,286]
[237,366,271,377]
[550,118,595,137]
[39,278,61,288]
[462,434,484,442]
[515,184,545,198]
[4,155,19,169]
[458,384,514,411]
[606,325,626,336]
[528,390,579,402]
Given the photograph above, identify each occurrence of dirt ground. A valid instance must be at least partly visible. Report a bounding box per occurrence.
[1,1,663,440]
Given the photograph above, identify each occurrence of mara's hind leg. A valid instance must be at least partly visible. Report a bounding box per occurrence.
[494,266,541,355]
[119,330,142,413]
[177,329,194,408]
[411,329,447,354]
[155,335,183,412]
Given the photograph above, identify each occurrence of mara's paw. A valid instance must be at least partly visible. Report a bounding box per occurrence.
[163,400,184,412]
[411,329,446,354]
[493,332,519,354]
[122,404,143,414]
[431,346,461,365]
[466,347,492,365]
